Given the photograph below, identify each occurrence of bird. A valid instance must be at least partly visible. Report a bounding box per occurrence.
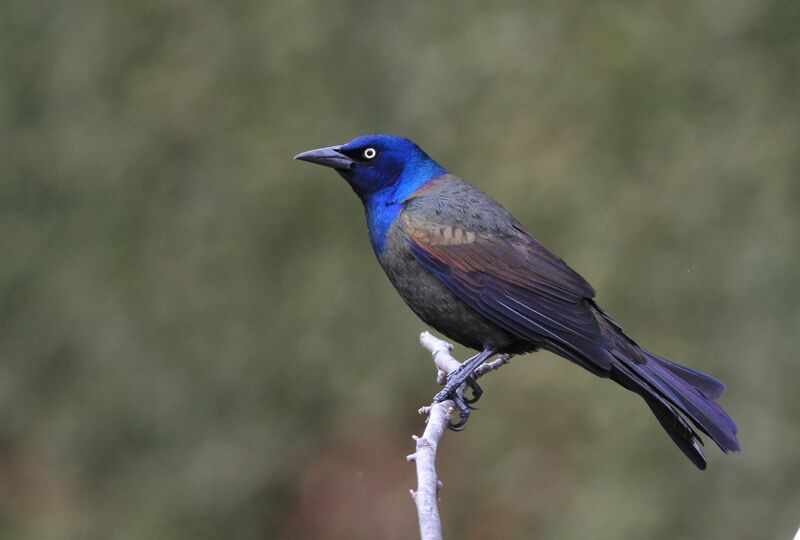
[294,134,739,469]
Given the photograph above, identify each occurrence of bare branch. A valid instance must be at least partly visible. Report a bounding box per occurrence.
[408,332,512,540]
[407,400,452,540]
[474,353,512,378]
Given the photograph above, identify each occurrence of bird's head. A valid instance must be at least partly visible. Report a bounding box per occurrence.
[294,134,446,202]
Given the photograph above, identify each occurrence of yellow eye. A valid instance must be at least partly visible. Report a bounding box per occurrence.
[363,147,377,160]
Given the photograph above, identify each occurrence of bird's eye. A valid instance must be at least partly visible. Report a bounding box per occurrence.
[363,147,377,160]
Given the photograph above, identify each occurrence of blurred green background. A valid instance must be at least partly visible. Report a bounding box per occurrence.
[1,1,799,539]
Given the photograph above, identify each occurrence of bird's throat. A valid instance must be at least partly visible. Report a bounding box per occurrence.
[363,172,446,255]
[364,197,404,255]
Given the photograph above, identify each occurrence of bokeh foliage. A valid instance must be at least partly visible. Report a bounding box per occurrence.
[1,1,799,539]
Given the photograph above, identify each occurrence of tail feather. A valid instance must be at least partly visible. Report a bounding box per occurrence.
[612,360,709,469]
[647,352,726,400]
[609,348,740,469]
[644,396,708,470]
[637,350,739,452]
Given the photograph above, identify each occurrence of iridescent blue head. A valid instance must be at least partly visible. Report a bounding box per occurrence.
[294,134,445,200]
[295,134,447,253]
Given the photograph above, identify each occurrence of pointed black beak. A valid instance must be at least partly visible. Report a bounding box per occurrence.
[293,145,354,171]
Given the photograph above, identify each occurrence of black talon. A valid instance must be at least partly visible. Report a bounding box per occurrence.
[448,394,471,430]
[448,416,468,431]
[463,376,483,405]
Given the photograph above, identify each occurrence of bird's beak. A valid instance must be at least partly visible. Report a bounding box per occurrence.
[293,145,354,171]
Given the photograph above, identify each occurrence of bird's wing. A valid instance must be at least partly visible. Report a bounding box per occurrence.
[401,212,616,374]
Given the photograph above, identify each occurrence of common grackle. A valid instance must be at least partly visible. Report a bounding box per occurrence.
[295,134,739,469]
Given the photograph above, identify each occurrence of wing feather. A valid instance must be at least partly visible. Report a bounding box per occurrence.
[405,217,613,373]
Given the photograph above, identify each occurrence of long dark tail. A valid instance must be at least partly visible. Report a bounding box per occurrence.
[610,348,740,469]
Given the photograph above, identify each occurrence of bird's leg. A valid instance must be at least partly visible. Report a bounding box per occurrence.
[434,347,496,402]
[433,347,497,429]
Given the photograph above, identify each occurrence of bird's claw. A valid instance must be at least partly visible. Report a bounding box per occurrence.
[431,348,496,431]
[463,376,483,405]
[448,394,471,430]
[432,378,475,430]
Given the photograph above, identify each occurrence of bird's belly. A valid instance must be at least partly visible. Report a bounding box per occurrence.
[379,227,523,352]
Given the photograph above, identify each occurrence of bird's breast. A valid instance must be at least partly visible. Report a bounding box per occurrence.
[376,213,521,352]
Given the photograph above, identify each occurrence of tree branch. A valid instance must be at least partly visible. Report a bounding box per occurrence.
[407,332,512,540]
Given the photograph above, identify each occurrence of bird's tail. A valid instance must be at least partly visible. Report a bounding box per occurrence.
[609,348,740,470]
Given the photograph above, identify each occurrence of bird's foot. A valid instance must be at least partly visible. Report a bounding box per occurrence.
[432,348,496,430]
[446,393,471,430]
[463,376,483,405]
[432,376,472,430]
[432,363,467,404]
